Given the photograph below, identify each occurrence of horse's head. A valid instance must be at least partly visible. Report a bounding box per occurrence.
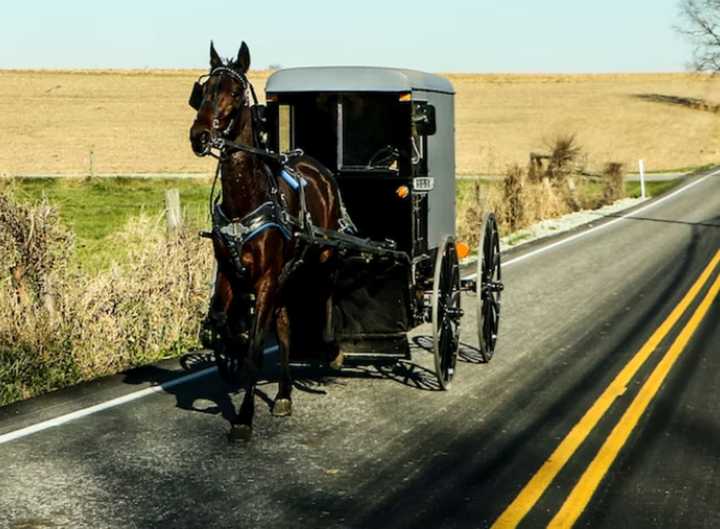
[189,41,252,156]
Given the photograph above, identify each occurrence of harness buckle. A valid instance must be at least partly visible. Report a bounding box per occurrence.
[222,221,250,239]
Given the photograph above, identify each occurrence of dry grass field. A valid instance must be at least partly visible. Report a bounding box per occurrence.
[1,70,720,176]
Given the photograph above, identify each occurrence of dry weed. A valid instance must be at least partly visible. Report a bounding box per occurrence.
[503,165,527,230]
[0,192,213,405]
[602,162,625,203]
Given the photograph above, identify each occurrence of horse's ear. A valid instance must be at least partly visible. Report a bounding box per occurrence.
[210,41,222,70]
[237,41,251,74]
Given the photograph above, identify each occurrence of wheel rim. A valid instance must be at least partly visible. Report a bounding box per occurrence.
[432,236,461,390]
[477,213,502,362]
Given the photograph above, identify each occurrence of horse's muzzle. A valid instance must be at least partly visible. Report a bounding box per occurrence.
[190,126,212,157]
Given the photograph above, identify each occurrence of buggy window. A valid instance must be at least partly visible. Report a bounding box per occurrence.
[338,94,408,171]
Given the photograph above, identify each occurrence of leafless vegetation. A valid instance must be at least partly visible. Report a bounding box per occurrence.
[676,0,720,72]
[602,162,626,202]
[0,191,213,405]
[529,134,584,182]
[458,136,630,247]
[503,165,527,230]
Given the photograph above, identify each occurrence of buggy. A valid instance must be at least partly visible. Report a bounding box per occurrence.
[259,66,504,388]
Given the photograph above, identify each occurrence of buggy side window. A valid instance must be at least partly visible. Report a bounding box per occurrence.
[278,104,293,153]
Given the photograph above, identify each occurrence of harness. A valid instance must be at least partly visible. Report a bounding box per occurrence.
[193,66,356,281]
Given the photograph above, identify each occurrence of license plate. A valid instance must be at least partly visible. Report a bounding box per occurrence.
[413,177,434,191]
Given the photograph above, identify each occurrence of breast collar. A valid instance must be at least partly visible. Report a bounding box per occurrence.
[213,199,293,244]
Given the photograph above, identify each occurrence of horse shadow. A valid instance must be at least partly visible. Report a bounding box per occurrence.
[122,353,238,422]
[121,336,481,421]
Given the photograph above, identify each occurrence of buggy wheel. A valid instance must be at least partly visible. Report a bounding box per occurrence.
[477,212,502,362]
[432,235,462,390]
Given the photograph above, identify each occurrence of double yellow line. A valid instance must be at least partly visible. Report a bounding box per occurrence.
[492,250,720,529]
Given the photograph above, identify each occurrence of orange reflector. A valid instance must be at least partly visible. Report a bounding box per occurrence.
[399,92,412,102]
[396,185,410,199]
[456,241,470,260]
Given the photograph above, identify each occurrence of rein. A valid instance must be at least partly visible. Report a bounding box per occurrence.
[211,136,304,165]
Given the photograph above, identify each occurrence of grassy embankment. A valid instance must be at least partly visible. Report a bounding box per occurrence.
[2,176,685,269]
[3,177,212,271]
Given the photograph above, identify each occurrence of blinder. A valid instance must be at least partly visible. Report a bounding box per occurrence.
[251,104,269,148]
[189,81,203,110]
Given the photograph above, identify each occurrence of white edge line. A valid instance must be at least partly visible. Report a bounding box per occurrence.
[0,346,280,445]
[2,170,716,445]
[462,169,719,280]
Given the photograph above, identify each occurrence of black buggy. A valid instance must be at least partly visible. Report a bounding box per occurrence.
[257,67,504,389]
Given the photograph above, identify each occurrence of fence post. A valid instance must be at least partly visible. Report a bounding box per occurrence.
[639,159,646,199]
[165,188,182,233]
[87,148,95,181]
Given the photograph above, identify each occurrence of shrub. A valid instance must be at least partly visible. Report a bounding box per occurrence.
[457,180,505,250]
[545,133,583,181]
[503,164,526,230]
[602,162,625,203]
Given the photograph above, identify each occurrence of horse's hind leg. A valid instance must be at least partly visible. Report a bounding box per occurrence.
[273,306,293,417]
[320,265,342,370]
[325,293,343,370]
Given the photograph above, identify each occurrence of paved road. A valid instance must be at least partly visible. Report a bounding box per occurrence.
[1,169,718,529]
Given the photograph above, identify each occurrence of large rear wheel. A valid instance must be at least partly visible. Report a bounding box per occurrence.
[432,235,462,390]
[477,213,502,362]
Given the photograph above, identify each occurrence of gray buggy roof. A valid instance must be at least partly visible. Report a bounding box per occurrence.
[266,66,454,95]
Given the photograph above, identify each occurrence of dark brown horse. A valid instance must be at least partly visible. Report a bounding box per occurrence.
[189,42,343,440]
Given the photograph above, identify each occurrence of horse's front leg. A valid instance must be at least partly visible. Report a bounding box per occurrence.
[229,272,277,441]
[201,266,232,349]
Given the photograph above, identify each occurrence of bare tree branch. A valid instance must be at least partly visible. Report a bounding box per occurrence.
[676,0,720,71]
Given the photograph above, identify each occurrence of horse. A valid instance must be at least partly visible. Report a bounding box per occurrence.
[189,42,344,440]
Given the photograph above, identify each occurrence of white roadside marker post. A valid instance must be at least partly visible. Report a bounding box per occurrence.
[639,159,646,199]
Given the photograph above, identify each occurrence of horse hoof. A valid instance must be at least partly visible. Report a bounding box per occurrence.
[329,352,344,370]
[228,424,252,442]
[273,398,292,417]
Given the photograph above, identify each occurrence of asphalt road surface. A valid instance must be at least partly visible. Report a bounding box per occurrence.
[1,169,719,529]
